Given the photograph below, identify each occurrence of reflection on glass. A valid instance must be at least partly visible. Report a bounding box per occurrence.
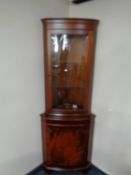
[51,34,88,109]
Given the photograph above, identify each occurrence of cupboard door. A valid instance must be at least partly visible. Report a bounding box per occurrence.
[43,118,90,168]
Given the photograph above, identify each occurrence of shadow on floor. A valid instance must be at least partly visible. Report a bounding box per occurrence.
[26,165,107,175]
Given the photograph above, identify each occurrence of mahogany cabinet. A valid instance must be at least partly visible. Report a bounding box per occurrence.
[41,18,99,171]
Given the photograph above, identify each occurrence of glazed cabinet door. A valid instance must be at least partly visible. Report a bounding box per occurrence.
[44,27,97,113]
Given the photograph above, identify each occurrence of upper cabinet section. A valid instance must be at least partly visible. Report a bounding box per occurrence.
[42,18,99,113]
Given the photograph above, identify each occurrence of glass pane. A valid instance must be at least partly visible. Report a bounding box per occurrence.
[51,34,88,109]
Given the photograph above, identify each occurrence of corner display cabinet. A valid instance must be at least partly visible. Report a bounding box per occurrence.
[41,18,99,171]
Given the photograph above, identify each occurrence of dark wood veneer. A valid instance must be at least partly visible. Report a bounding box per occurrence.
[41,18,99,171]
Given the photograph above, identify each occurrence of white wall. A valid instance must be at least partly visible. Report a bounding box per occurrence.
[69,0,131,175]
[0,0,68,174]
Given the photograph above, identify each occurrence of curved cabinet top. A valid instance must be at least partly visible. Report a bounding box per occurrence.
[41,18,99,30]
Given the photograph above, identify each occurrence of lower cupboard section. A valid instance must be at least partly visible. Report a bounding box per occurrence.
[41,114,95,171]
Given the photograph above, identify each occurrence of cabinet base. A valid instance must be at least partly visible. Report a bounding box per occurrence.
[43,162,91,172]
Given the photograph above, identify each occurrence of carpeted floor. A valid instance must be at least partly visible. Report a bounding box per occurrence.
[27,165,107,175]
